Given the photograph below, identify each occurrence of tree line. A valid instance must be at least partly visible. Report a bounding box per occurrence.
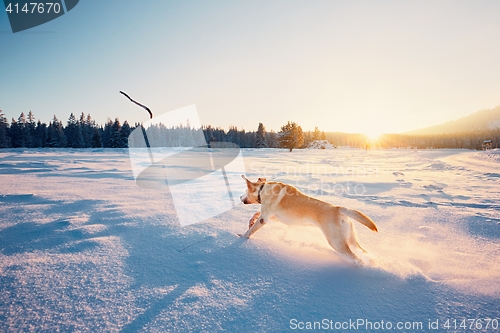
[0,110,132,149]
[0,110,498,150]
[372,131,500,150]
[0,111,316,150]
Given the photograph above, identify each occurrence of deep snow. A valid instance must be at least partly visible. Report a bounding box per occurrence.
[0,148,499,332]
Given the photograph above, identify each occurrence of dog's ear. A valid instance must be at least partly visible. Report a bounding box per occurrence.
[257,177,267,183]
[241,175,253,186]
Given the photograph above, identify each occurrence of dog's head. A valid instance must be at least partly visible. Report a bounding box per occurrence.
[240,175,266,204]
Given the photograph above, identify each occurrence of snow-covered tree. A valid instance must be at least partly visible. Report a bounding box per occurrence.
[313,126,321,141]
[78,112,90,148]
[278,121,304,152]
[256,122,268,148]
[10,113,29,147]
[26,111,37,147]
[266,130,278,148]
[47,115,67,147]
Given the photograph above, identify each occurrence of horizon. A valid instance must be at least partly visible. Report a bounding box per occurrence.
[2,104,499,137]
[1,1,500,138]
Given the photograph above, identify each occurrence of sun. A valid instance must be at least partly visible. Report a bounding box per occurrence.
[364,130,383,143]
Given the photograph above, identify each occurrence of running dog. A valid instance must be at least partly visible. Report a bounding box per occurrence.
[238,175,378,264]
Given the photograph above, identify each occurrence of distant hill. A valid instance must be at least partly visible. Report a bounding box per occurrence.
[408,105,500,135]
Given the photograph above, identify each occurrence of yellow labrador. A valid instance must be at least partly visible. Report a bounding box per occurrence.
[239,176,378,264]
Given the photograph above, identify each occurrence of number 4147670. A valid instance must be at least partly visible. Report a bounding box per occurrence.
[5,2,61,14]
[443,318,498,330]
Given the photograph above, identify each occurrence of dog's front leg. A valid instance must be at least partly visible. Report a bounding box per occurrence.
[238,213,268,238]
[248,212,261,229]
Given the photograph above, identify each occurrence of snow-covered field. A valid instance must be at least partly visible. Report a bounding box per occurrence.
[1,148,499,332]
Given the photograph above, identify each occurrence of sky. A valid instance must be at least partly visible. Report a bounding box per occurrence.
[1,0,500,137]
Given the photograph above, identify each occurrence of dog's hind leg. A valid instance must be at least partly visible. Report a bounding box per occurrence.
[320,222,363,265]
[355,242,368,254]
[330,238,363,265]
[348,221,368,254]
[339,243,363,265]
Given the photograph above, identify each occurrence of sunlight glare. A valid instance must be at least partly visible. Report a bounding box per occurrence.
[365,131,382,143]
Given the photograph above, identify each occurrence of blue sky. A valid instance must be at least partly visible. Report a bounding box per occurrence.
[1,0,500,136]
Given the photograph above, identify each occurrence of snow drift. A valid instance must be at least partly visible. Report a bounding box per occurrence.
[0,148,499,331]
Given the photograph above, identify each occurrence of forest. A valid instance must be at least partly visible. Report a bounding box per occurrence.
[0,110,499,150]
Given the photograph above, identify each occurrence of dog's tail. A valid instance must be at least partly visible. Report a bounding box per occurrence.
[338,207,378,232]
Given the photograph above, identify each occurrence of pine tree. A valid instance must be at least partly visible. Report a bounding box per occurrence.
[20,112,31,147]
[25,111,37,147]
[0,110,11,148]
[47,116,67,147]
[34,120,46,147]
[313,126,321,141]
[278,121,304,152]
[227,126,238,145]
[57,120,67,147]
[86,114,97,146]
[266,130,278,148]
[256,122,268,148]
[92,127,102,148]
[10,118,21,147]
[66,113,85,148]
[46,122,54,147]
[239,129,252,148]
[118,120,131,148]
[109,118,122,148]
[10,113,30,147]
[102,119,113,147]
[79,112,90,148]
